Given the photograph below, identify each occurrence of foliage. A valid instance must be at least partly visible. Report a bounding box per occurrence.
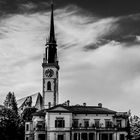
[130,115,140,140]
[4,92,13,107]
[3,92,18,115]
[21,107,37,122]
[0,108,24,140]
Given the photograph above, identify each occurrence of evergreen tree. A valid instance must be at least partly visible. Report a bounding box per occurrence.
[4,92,12,108]
[21,107,37,122]
[11,92,18,115]
[1,93,24,140]
[4,92,18,115]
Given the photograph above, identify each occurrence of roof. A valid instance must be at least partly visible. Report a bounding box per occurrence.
[32,104,117,117]
[68,106,116,114]
[32,110,46,117]
[47,104,117,114]
[115,112,129,118]
[17,92,42,108]
[0,105,4,109]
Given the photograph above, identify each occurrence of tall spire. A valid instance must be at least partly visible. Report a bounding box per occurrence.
[48,0,56,44]
[44,0,58,64]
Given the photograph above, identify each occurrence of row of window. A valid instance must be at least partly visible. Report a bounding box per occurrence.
[54,118,122,128]
[72,119,122,128]
[25,119,122,130]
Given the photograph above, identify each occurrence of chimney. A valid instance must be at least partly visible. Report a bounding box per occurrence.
[83,103,86,106]
[67,100,70,106]
[98,103,102,108]
[48,102,51,108]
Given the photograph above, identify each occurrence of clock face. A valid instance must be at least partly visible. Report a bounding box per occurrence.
[45,69,54,77]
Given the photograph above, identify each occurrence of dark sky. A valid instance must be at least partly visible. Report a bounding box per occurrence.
[0,0,140,17]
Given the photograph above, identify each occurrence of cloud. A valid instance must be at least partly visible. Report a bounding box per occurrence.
[0,5,140,116]
[102,14,140,45]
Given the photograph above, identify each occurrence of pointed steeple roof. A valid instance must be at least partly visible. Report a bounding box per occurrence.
[48,0,56,44]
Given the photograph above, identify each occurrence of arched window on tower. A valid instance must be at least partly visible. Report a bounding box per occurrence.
[47,81,51,90]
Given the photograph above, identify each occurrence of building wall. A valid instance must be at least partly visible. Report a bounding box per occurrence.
[46,112,72,131]
[25,111,129,140]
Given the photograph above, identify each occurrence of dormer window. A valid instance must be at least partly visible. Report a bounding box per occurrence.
[55,118,65,128]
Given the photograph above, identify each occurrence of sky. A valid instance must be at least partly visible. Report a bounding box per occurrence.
[0,0,140,116]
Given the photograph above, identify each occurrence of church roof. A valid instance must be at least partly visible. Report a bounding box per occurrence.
[17,92,42,108]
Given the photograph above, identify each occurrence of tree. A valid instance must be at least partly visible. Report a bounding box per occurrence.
[1,93,24,140]
[10,92,18,115]
[4,92,18,115]
[4,92,13,108]
[130,115,140,140]
[0,108,22,140]
[21,107,37,122]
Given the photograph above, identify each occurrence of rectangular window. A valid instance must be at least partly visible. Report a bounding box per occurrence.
[58,135,64,140]
[109,134,113,140]
[101,134,108,140]
[105,119,112,128]
[120,134,125,140]
[89,133,94,140]
[84,119,89,128]
[74,133,77,140]
[26,124,29,131]
[100,134,112,140]
[94,119,100,128]
[116,120,122,128]
[38,134,45,140]
[55,118,65,128]
[73,119,79,128]
[26,137,29,140]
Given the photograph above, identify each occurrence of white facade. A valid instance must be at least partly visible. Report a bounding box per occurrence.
[25,105,129,140]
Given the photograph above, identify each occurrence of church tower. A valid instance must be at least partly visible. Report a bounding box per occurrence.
[42,1,59,109]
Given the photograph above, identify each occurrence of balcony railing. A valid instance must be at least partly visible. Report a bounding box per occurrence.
[71,125,128,131]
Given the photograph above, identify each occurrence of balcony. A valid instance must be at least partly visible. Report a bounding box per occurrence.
[71,126,116,131]
[72,124,127,131]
